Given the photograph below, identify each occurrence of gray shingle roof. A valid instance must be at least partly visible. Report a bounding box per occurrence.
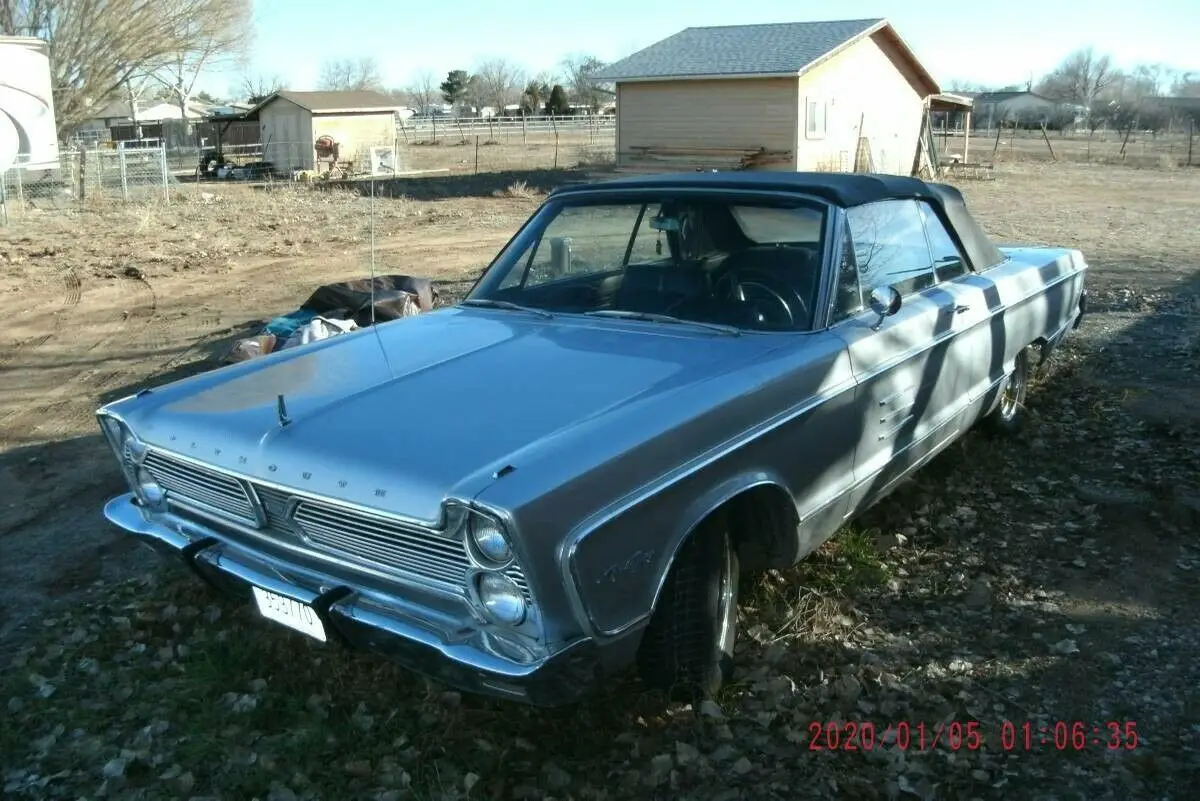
[592,18,886,81]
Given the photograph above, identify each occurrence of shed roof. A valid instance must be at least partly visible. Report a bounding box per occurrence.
[971,90,1057,104]
[253,90,399,114]
[592,18,938,95]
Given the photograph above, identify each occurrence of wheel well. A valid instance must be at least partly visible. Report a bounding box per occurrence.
[1029,336,1055,367]
[706,484,798,573]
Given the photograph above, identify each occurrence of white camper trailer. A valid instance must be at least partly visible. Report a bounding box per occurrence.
[0,36,60,172]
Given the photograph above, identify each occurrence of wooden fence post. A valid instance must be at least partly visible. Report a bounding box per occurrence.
[1188,117,1194,167]
[77,148,87,206]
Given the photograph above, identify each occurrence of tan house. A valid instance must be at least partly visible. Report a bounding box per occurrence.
[253,90,399,172]
[593,18,969,175]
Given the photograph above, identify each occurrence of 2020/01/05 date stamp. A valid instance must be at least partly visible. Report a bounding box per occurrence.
[807,721,1140,752]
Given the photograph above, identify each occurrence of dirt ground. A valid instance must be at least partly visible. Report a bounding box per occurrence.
[1,161,1198,800]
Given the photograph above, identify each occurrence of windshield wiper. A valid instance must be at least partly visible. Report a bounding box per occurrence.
[460,298,554,318]
[583,309,740,336]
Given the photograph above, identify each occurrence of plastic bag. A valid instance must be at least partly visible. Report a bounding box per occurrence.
[280,316,358,350]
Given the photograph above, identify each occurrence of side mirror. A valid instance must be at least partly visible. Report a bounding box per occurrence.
[548,236,572,277]
[868,285,902,330]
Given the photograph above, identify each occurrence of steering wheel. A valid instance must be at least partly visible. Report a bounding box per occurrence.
[712,267,808,330]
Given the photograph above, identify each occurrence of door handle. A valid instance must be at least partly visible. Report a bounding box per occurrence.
[951,304,970,314]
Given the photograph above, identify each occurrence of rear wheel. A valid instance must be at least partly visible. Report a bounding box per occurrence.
[636,517,739,699]
[983,347,1030,434]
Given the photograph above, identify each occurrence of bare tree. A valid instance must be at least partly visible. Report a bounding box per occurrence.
[0,0,255,138]
[1036,47,1119,107]
[1171,72,1200,97]
[1103,64,1178,131]
[238,72,286,103]
[317,57,384,92]
[407,69,438,113]
[942,80,993,94]
[473,57,523,113]
[561,53,610,111]
[150,0,252,133]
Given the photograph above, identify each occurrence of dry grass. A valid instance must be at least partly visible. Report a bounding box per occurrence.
[947,161,1200,290]
[939,129,1198,169]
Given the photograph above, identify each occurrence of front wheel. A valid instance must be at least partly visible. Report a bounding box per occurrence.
[636,517,739,699]
[983,347,1030,434]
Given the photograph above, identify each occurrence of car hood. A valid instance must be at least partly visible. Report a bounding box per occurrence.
[112,308,776,523]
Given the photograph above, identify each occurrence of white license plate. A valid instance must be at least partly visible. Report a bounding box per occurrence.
[251,586,327,642]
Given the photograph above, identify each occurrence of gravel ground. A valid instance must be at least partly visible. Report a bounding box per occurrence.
[1,162,1198,800]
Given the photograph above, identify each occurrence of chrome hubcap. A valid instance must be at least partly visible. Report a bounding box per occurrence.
[1000,370,1022,419]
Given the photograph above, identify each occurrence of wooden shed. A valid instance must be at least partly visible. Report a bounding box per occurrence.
[252,90,399,173]
[593,18,945,175]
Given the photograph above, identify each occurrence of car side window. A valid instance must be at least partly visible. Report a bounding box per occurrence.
[918,201,969,281]
[846,200,936,297]
[831,221,863,322]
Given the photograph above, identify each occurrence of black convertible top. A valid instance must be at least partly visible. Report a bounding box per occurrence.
[553,171,1005,271]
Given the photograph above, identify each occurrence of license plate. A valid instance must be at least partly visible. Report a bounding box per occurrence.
[251,586,327,642]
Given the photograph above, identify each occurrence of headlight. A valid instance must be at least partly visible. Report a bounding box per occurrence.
[97,415,163,508]
[476,573,526,626]
[468,514,512,566]
[135,466,166,507]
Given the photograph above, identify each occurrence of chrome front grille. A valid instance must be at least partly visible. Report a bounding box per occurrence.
[142,450,257,523]
[292,499,530,597]
[141,449,530,598]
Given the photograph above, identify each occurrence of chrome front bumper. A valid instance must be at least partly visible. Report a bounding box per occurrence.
[104,493,600,705]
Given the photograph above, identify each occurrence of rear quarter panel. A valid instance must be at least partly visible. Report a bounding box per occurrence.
[978,246,1089,389]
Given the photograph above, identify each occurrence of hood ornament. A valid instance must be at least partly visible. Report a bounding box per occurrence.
[277,394,291,427]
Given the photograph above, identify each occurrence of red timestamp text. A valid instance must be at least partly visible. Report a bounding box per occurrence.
[999,721,1139,752]
[806,720,1141,752]
[807,721,984,752]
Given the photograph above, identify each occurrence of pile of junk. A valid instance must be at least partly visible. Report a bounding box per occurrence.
[225,274,439,363]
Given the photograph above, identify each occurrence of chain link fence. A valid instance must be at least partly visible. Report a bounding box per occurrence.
[1,145,175,222]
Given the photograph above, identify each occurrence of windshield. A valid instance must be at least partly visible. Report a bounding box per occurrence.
[466,194,829,332]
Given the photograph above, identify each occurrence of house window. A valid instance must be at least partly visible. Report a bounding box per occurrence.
[805,96,827,139]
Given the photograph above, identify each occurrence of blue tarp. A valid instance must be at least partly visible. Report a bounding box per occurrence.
[263,308,320,338]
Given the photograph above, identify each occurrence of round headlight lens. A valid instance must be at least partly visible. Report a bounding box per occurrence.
[125,436,148,465]
[135,467,166,508]
[469,516,512,565]
[476,573,526,626]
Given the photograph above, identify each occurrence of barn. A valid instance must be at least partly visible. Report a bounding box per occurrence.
[593,18,966,175]
[252,90,400,173]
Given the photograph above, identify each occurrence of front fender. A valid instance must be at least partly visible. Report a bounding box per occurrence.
[563,470,792,638]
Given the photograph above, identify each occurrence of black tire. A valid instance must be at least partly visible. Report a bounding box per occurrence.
[983,347,1031,434]
[636,517,739,700]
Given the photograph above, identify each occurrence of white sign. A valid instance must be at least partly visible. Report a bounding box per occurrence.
[369,146,397,176]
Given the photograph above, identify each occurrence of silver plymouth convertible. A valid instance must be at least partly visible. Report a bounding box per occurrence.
[98,172,1088,704]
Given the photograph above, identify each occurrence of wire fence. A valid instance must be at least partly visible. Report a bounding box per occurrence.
[933,127,1199,169]
[1,145,176,221]
[397,114,614,143]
